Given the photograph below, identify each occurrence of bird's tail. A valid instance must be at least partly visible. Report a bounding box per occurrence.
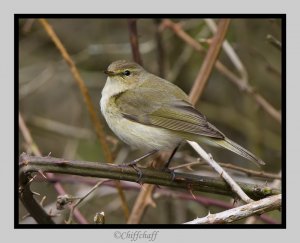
[214,138,265,166]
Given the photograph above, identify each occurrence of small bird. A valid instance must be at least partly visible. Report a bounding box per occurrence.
[100,60,265,168]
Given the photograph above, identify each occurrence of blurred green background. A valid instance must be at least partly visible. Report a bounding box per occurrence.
[18,18,282,224]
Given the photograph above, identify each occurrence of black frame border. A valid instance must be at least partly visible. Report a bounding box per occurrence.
[15,14,286,229]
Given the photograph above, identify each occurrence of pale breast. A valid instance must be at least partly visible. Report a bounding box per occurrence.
[100,77,182,151]
[100,90,181,151]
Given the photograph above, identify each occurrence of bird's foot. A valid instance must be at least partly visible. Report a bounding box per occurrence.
[162,167,176,181]
[120,160,143,183]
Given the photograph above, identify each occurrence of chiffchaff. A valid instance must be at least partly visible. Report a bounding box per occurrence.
[100,60,265,166]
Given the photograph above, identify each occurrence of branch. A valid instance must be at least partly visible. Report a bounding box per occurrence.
[189,19,230,103]
[204,19,249,84]
[45,174,279,224]
[127,184,156,224]
[128,19,143,65]
[19,172,55,224]
[161,19,281,123]
[65,180,107,224]
[184,194,281,224]
[183,21,253,204]
[188,141,253,204]
[181,156,281,180]
[38,19,113,163]
[38,19,129,220]
[19,154,280,201]
[19,112,87,224]
[154,19,165,77]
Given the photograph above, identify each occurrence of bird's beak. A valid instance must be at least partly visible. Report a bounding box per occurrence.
[104,70,115,76]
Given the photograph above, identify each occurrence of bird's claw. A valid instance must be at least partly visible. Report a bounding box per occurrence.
[162,167,176,181]
[120,161,143,183]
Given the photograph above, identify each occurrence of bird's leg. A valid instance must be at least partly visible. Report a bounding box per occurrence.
[164,144,180,169]
[122,149,159,182]
[125,149,159,166]
[163,143,181,180]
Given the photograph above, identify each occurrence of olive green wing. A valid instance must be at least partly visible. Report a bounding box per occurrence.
[114,86,224,139]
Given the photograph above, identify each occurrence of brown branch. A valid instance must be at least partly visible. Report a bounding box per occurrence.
[156,190,279,224]
[189,19,230,104]
[19,112,87,224]
[181,19,253,204]
[216,162,281,180]
[22,19,35,34]
[126,153,171,223]
[38,19,112,162]
[65,180,107,224]
[19,112,41,156]
[128,19,143,65]
[38,19,129,220]
[127,184,156,224]
[19,154,280,200]
[161,19,281,123]
[19,172,54,224]
[181,156,281,180]
[44,175,279,224]
[184,194,281,224]
[154,19,165,77]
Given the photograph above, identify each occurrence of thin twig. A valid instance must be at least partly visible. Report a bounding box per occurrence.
[38,19,113,163]
[29,116,95,140]
[161,19,281,123]
[19,112,41,156]
[267,34,282,50]
[128,19,143,65]
[204,19,249,85]
[270,171,282,189]
[155,190,279,224]
[154,19,165,77]
[216,162,281,180]
[19,66,54,99]
[189,19,230,103]
[172,159,281,180]
[19,112,87,224]
[167,26,210,82]
[180,155,281,180]
[66,180,107,224]
[22,19,35,34]
[184,20,253,204]
[44,174,279,224]
[38,19,129,220]
[184,194,281,224]
[187,141,253,204]
[29,116,119,146]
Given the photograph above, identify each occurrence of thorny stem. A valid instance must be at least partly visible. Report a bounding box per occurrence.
[19,154,280,201]
[19,112,87,224]
[66,180,107,224]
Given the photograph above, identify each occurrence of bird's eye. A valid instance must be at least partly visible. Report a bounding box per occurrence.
[123,70,131,76]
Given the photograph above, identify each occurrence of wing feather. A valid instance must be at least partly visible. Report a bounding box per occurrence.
[115,83,224,139]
